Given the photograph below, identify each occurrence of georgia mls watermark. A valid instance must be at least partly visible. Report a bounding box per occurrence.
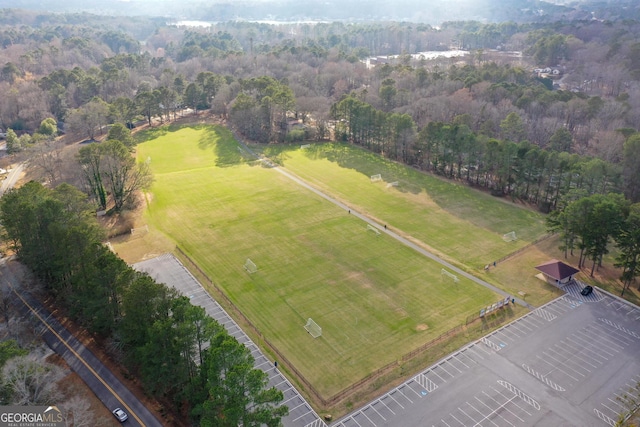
[0,406,65,427]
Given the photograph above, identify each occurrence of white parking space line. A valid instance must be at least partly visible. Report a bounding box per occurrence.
[416,373,439,392]
[449,413,466,426]
[538,352,585,380]
[384,393,405,411]
[445,357,467,373]
[464,402,499,427]
[508,320,535,334]
[362,410,382,426]
[575,329,621,354]
[439,361,460,378]
[551,343,599,369]
[453,354,472,369]
[390,387,414,404]
[492,329,517,343]
[599,318,640,339]
[595,373,640,427]
[374,399,395,416]
[456,407,482,426]
[498,381,540,411]
[430,365,453,383]
[481,337,503,352]
[605,398,625,410]
[586,324,631,349]
[521,363,566,391]
[493,389,531,419]
[562,296,584,308]
[482,391,525,422]
[547,344,595,372]
[469,342,493,357]
[563,337,611,361]
[594,408,617,426]
[282,394,303,405]
[596,322,637,345]
[404,379,428,396]
[457,349,480,366]
[133,254,326,427]
[533,308,557,321]
[569,333,617,358]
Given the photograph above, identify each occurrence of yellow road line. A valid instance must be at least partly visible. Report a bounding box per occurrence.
[6,276,146,426]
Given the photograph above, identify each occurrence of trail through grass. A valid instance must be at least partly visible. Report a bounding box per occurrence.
[137,126,499,396]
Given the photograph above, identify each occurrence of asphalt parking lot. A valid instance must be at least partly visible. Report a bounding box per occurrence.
[133,253,640,427]
[133,254,326,427]
[335,282,640,427]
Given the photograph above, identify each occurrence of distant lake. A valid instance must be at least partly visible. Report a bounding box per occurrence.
[169,20,213,28]
[168,20,331,28]
[364,50,469,68]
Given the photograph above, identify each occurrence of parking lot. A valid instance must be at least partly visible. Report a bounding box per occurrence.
[133,254,326,427]
[133,253,639,427]
[335,284,640,427]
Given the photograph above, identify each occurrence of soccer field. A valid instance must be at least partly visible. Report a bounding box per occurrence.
[136,125,505,397]
[264,143,549,268]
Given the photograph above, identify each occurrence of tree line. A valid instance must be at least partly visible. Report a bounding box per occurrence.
[3,16,640,150]
[331,96,640,287]
[0,182,288,426]
[332,95,640,207]
[547,193,640,295]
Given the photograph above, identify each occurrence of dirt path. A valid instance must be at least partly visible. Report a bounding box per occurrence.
[234,135,535,310]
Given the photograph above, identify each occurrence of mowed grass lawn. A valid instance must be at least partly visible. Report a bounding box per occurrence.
[137,125,498,397]
[263,143,549,269]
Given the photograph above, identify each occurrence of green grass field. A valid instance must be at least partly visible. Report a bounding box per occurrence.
[136,125,500,397]
[261,143,549,269]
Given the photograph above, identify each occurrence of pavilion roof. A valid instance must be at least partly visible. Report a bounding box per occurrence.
[534,259,579,281]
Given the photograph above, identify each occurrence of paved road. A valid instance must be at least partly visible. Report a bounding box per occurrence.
[0,163,24,196]
[1,259,163,427]
[257,155,535,310]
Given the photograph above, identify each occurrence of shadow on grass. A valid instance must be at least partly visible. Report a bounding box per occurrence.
[276,142,547,244]
[303,143,424,195]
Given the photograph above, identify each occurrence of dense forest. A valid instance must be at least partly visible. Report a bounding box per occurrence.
[1,3,640,423]
[0,181,288,425]
[2,11,640,205]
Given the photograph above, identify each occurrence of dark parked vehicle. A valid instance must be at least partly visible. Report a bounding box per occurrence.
[581,286,593,296]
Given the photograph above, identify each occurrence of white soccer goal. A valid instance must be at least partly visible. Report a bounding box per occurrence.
[300,144,311,149]
[441,268,460,283]
[130,225,149,236]
[367,224,381,235]
[370,173,382,182]
[502,231,517,242]
[386,181,399,188]
[304,318,322,338]
[243,258,258,274]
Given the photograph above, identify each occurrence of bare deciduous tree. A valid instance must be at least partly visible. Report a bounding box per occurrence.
[2,354,63,405]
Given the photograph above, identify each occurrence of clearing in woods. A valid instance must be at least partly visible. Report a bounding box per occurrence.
[135,125,500,397]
